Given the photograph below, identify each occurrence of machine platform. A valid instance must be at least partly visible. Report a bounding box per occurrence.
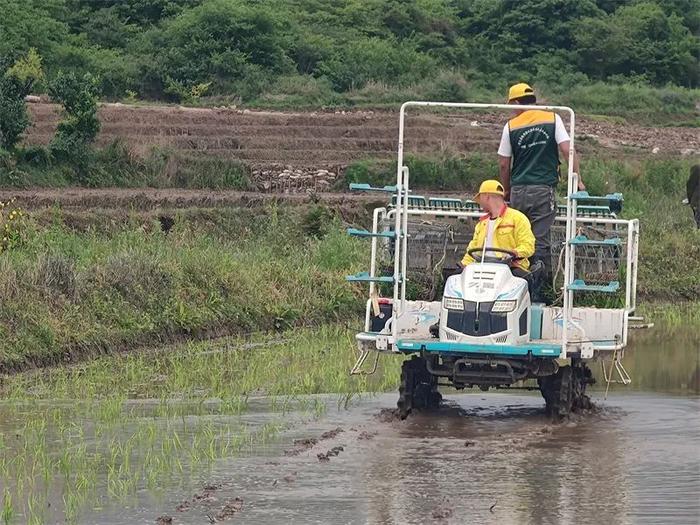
[396,339,561,357]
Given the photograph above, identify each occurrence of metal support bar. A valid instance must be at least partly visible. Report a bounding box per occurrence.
[602,348,632,399]
[350,348,380,375]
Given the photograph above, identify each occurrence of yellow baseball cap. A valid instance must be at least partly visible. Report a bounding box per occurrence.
[474,180,505,202]
[507,82,534,103]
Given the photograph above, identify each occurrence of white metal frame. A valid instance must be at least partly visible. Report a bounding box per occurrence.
[357,101,639,359]
[363,206,639,354]
[394,102,578,357]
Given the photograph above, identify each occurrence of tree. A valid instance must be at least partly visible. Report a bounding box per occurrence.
[148,0,293,99]
[48,71,101,161]
[576,2,699,86]
[0,49,44,150]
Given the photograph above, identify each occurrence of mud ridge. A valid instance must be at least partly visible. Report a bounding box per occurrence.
[26,104,700,164]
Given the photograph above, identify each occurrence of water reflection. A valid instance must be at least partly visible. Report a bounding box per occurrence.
[597,320,700,393]
[360,395,698,525]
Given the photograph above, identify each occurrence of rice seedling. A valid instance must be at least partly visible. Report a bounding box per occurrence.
[0,323,403,521]
[1,489,14,525]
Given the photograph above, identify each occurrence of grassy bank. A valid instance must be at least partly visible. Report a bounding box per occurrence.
[1,141,254,189]
[345,154,700,301]
[244,77,700,127]
[0,205,367,371]
[0,153,697,373]
[2,325,398,401]
[0,152,697,371]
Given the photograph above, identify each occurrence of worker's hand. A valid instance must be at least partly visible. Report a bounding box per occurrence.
[457,261,465,270]
[577,179,586,191]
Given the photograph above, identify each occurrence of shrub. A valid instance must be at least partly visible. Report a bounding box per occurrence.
[0,49,43,150]
[318,37,436,92]
[301,205,333,238]
[18,145,51,167]
[48,71,101,164]
[0,199,25,252]
[421,70,472,102]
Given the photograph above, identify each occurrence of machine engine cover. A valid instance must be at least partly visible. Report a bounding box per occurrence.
[439,263,530,345]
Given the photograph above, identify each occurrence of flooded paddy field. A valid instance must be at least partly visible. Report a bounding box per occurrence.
[0,319,697,524]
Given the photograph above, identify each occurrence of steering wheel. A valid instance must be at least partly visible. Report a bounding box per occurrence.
[467,246,519,264]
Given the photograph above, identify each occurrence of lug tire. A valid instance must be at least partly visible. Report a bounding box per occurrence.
[539,361,594,419]
[397,356,441,419]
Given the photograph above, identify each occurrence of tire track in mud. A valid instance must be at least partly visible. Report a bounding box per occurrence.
[159,396,610,524]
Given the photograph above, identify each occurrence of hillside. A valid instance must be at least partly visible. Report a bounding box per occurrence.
[2,0,698,114]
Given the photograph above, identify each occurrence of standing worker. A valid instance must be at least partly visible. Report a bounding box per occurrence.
[497,83,584,300]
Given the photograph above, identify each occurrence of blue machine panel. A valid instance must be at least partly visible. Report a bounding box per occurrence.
[396,339,561,357]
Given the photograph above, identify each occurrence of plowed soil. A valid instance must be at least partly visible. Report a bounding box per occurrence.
[26,103,700,170]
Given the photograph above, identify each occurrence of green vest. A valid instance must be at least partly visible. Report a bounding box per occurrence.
[508,110,560,187]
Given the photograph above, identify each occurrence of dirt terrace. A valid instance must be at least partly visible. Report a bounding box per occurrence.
[26,103,700,170]
[0,187,386,213]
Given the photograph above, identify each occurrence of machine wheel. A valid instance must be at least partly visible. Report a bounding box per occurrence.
[539,361,594,418]
[397,355,441,419]
[539,365,573,418]
[571,360,594,411]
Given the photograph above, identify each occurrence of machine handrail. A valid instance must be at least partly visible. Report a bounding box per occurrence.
[395,101,577,358]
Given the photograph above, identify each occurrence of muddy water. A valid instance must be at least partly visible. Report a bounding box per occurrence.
[77,392,699,525]
[2,322,699,524]
[99,323,699,524]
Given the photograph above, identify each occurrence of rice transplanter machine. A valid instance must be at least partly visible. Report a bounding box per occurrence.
[347,101,642,418]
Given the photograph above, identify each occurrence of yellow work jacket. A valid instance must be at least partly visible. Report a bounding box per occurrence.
[461,205,535,270]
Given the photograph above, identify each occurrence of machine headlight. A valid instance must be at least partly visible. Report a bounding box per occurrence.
[443,297,464,310]
[492,300,517,313]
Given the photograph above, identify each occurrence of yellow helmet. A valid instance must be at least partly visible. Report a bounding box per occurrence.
[507,82,535,103]
[474,180,505,202]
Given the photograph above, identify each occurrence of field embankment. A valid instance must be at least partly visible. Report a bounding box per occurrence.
[0,205,371,372]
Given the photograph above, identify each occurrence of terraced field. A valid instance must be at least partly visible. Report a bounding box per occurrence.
[26,103,699,172]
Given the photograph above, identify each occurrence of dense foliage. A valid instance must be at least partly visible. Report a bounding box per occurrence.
[47,71,101,163]
[1,0,697,104]
[0,51,102,185]
[0,50,43,149]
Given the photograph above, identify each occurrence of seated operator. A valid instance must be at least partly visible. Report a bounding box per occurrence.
[460,180,536,281]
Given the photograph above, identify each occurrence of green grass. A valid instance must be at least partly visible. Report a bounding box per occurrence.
[0,325,400,522]
[240,76,699,127]
[1,325,399,400]
[1,141,254,189]
[0,205,368,371]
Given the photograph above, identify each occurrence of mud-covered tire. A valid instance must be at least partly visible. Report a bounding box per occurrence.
[572,361,594,411]
[397,355,441,419]
[539,365,573,418]
[539,361,594,419]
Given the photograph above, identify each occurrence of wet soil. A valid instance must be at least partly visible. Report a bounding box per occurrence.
[2,323,697,524]
[107,391,698,525]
